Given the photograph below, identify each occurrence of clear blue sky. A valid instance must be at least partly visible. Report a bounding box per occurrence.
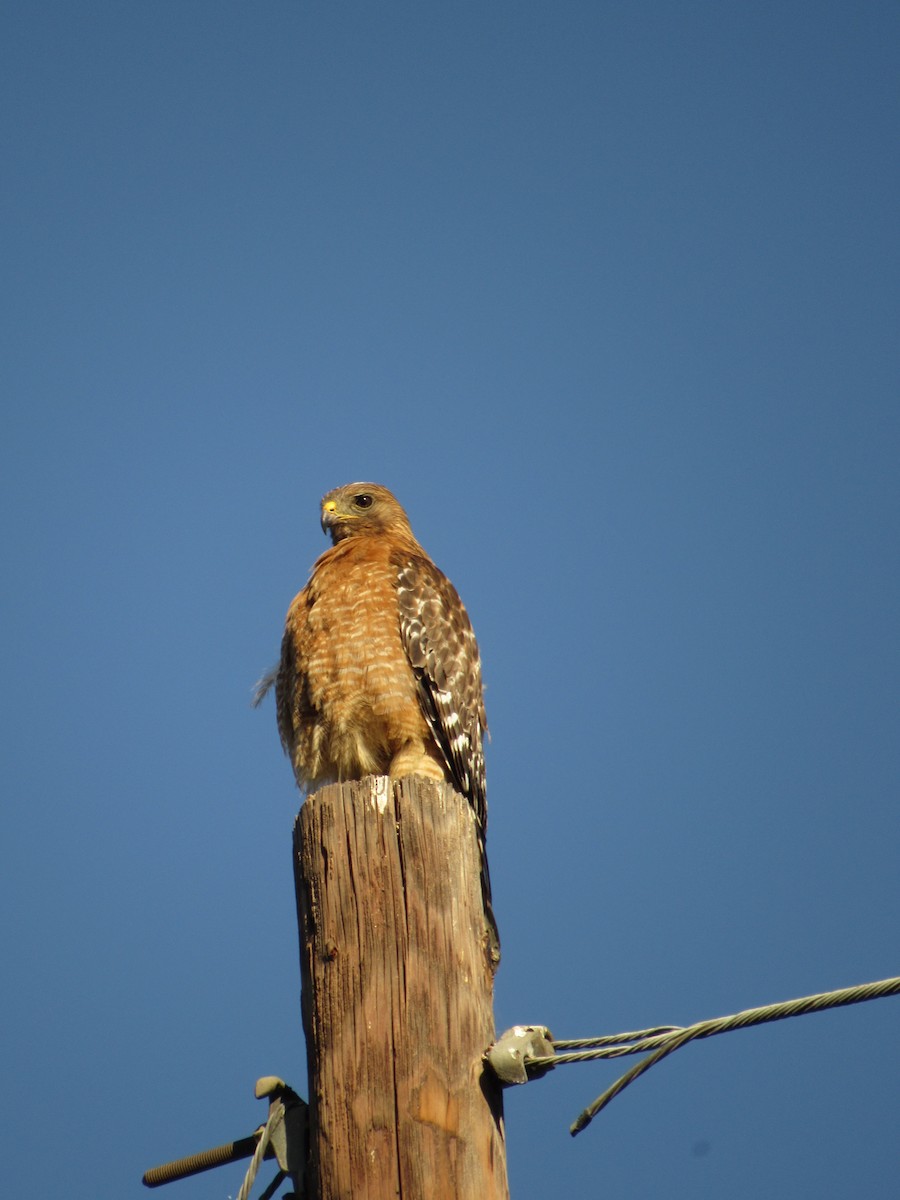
[2,2,898,1196]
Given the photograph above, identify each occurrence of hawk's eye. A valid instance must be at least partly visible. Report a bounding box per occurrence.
[354,494,374,510]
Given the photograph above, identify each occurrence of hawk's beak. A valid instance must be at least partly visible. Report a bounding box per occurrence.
[321,499,338,533]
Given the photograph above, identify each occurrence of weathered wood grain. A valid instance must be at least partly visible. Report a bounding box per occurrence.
[294,776,508,1200]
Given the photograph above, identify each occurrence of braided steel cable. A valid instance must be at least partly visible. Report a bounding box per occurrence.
[518,975,900,1135]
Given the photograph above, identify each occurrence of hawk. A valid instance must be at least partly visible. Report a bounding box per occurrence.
[257,482,497,960]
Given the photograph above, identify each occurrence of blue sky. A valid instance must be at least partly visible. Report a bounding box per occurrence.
[2,2,898,1196]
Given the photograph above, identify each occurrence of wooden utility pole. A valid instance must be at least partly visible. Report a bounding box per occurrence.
[294,775,509,1200]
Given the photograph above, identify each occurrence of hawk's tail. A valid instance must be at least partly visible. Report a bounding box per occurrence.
[478,827,501,972]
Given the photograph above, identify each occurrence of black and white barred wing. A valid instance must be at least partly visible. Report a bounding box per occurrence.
[395,553,487,830]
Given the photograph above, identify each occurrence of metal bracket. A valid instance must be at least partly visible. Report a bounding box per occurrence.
[486,1025,556,1085]
[256,1075,307,1192]
[143,1075,308,1198]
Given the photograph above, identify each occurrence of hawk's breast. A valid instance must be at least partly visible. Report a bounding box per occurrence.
[286,539,430,783]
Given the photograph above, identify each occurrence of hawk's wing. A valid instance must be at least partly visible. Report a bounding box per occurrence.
[395,553,487,830]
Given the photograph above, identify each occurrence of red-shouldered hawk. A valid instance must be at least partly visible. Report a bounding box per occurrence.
[257,482,497,961]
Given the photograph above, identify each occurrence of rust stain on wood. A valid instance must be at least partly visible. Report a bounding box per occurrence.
[411,1071,461,1134]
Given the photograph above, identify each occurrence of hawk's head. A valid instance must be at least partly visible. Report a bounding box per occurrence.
[320,482,415,544]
